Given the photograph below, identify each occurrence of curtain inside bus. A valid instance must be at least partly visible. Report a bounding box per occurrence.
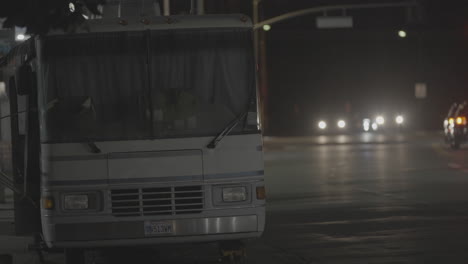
[41,31,149,142]
[149,29,255,138]
[40,29,255,143]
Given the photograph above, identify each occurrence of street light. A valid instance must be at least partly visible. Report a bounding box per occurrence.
[398,30,407,38]
[69,2,76,12]
[263,24,271,31]
[16,34,26,41]
[15,27,29,42]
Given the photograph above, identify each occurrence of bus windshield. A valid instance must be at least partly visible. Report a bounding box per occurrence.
[39,28,256,143]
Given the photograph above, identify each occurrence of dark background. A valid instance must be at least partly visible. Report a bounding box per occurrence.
[260,1,468,135]
[184,0,468,134]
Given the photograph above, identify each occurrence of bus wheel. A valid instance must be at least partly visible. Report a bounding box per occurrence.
[65,249,85,264]
[0,254,12,264]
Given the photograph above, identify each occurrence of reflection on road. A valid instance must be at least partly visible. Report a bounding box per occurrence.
[262,131,468,264]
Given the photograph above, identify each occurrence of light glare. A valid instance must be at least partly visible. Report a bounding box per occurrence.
[363,118,370,131]
[395,115,404,125]
[456,116,466,125]
[263,24,271,31]
[69,2,76,12]
[372,122,378,131]
[318,121,327,129]
[376,116,385,125]
[398,30,407,38]
[337,120,346,128]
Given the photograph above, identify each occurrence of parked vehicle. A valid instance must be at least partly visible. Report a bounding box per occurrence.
[0,14,265,263]
[444,102,467,149]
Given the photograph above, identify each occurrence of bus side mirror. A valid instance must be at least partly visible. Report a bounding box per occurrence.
[16,64,34,95]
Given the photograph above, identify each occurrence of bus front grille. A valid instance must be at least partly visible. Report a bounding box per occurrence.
[111,186,204,217]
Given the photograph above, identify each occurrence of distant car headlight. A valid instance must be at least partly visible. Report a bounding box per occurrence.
[318,121,327,129]
[337,120,346,128]
[456,116,467,125]
[395,115,404,125]
[363,119,371,131]
[222,187,247,202]
[376,116,385,125]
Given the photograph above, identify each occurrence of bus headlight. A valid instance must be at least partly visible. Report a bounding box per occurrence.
[64,194,90,210]
[222,187,247,202]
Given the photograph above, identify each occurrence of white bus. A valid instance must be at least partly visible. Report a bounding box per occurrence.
[0,14,265,263]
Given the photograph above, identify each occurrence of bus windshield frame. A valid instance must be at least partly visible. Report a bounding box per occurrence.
[38,28,257,143]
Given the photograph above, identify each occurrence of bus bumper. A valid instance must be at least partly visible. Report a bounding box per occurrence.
[44,213,264,248]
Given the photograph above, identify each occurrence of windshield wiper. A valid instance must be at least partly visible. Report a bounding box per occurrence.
[207,111,248,149]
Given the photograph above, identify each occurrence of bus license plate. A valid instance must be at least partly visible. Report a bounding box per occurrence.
[144,221,173,236]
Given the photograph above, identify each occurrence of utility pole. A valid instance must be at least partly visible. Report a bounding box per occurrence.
[253,0,269,133]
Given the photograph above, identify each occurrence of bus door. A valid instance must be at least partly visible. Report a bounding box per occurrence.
[10,65,41,236]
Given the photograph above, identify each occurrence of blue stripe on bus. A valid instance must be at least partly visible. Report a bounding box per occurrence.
[43,170,264,186]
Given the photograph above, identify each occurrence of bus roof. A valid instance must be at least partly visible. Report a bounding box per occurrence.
[49,14,253,35]
[0,14,252,69]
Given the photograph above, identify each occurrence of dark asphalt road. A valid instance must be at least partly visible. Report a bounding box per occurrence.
[259,131,468,264]
[5,131,468,264]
